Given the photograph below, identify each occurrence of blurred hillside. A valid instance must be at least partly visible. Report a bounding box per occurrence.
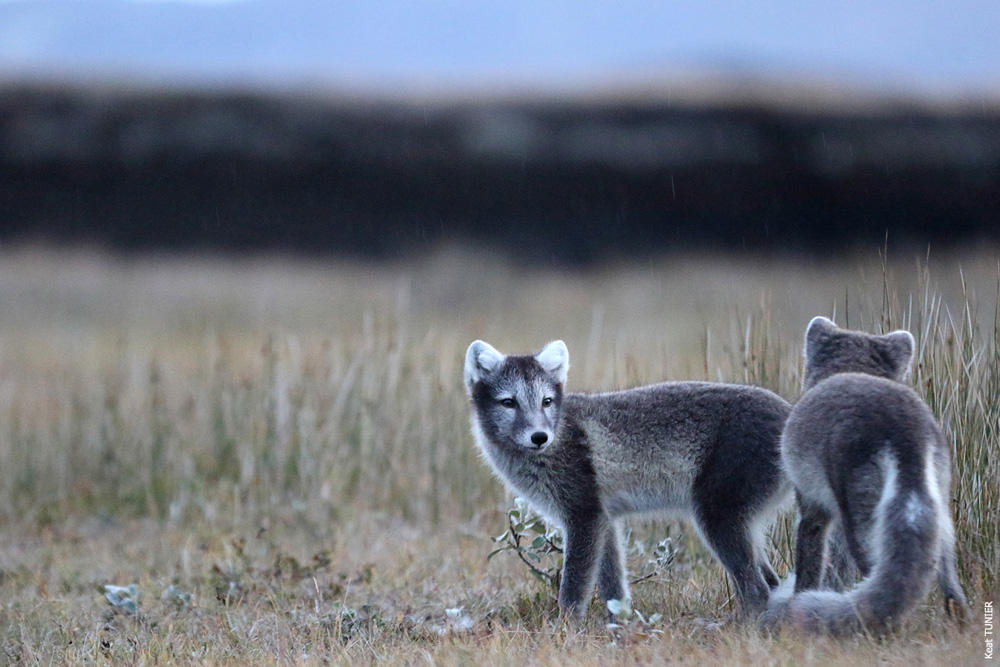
[2,83,998,262]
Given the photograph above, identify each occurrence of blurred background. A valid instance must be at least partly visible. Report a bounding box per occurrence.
[2,0,998,262]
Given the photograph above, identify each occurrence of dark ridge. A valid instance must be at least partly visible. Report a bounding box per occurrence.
[2,83,998,263]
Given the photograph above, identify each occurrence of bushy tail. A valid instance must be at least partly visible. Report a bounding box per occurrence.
[768,450,939,636]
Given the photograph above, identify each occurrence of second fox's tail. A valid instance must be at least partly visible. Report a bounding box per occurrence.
[766,449,939,635]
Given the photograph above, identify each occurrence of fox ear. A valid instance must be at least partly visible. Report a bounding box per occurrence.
[805,316,836,344]
[464,340,504,394]
[881,329,915,377]
[536,340,569,384]
[804,316,837,357]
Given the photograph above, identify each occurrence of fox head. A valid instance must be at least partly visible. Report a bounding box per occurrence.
[464,340,569,451]
[802,316,915,390]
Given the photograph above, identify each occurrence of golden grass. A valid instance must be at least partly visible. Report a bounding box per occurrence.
[0,246,995,664]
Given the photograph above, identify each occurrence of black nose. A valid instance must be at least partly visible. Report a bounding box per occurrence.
[530,431,548,446]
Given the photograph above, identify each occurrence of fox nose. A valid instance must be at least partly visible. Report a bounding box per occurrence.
[530,431,549,446]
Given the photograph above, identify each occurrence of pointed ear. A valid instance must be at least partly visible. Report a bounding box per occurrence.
[804,316,837,356]
[464,340,504,394]
[805,316,837,345]
[881,329,915,376]
[536,340,569,384]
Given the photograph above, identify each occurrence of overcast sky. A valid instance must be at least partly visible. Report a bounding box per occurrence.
[1,0,998,96]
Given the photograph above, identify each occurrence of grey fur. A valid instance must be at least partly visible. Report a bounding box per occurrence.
[763,317,970,635]
[464,339,792,621]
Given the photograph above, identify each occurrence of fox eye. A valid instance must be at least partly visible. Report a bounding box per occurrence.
[542,397,553,407]
[500,398,517,408]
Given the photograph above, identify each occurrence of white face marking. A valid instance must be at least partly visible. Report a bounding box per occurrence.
[465,341,566,452]
[476,370,561,451]
[507,375,557,449]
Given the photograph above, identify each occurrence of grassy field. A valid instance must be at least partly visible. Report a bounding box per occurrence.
[0,246,996,664]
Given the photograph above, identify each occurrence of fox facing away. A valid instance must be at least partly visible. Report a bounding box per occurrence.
[764,317,969,635]
[464,339,792,621]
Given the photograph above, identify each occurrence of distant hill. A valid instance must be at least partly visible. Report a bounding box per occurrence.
[1,83,998,261]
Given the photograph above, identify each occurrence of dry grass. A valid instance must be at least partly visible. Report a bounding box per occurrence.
[0,246,996,664]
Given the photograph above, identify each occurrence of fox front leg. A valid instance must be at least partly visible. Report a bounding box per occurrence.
[558,511,607,621]
[597,521,629,622]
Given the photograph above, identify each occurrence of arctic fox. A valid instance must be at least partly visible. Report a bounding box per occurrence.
[764,317,969,635]
[464,339,792,621]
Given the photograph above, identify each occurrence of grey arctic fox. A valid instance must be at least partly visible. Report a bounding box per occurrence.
[464,339,792,621]
[764,317,969,635]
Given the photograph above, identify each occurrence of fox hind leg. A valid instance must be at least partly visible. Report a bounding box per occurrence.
[698,516,772,618]
[759,559,780,590]
[821,521,860,591]
[751,522,779,589]
[793,497,833,593]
